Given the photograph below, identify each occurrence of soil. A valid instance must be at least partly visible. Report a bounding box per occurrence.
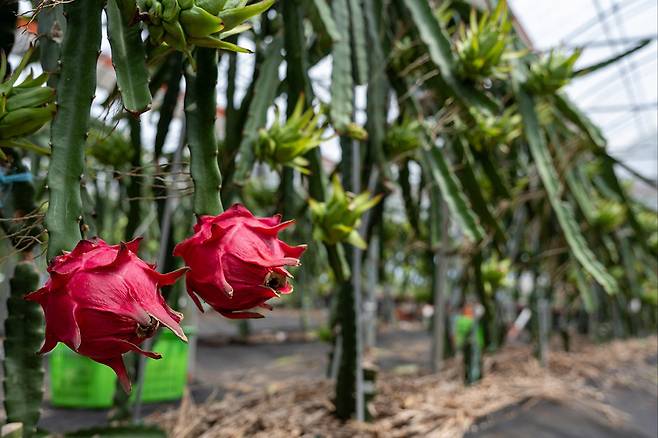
[1,310,655,437]
[146,333,657,437]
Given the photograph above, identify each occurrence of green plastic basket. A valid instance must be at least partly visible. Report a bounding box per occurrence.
[49,327,194,408]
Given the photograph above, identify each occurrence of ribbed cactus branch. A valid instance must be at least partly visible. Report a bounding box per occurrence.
[329,0,353,132]
[363,0,392,181]
[124,117,143,240]
[347,0,367,86]
[184,48,223,216]
[451,137,507,246]
[281,0,307,218]
[106,0,152,114]
[398,159,421,236]
[232,37,283,184]
[281,0,350,284]
[32,0,66,87]
[154,55,183,161]
[279,1,326,203]
[3,262,44,438]
[514,77,618,295]
[282,0,312,106]
[334,60,360,420]
[45,0,105,261]
[334,278,357,420]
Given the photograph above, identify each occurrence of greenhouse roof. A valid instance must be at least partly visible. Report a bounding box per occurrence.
[510,0,658,181]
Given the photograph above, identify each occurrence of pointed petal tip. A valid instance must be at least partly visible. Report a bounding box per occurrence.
[282,257,302,266]
[152,266,190,286]
[109,242,134,267]
[280,242,307,260]
[274,267,294,278]
[24,287,46,302]
[226,203,254,218]
[219,276,234,298]
[98,356,132,394]
[186,282,206,312]
[172,240,187,257]
[120,378,132,394]
[123,236,143,253]
[72,329,82,350]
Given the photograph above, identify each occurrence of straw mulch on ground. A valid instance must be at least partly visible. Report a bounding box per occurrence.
[148,336,657,438]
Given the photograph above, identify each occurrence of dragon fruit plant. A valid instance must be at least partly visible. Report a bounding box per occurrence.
[0,0,278,431]
[309,176,381,250]
[137,0,275,59]
[0,47,55,158]
[1,0,654,430]
[255,95,329,174]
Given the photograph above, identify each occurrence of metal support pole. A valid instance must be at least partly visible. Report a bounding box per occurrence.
[351,140,365,422]
[431,192,449,372]
[365,235,379,349]
[133,121,187,422]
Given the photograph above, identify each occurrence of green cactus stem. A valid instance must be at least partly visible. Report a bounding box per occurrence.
[334,278,357,420]
[106,0,153,114]
[124,117,143,240]
[279,0,309,218]
[329,0,353,133]
[30,0,66,87]
[3,262,44,438]
[184,48,223,216]
[45,0,105,261]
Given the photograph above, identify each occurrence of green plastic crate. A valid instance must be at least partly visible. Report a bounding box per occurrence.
[49,327,194,408]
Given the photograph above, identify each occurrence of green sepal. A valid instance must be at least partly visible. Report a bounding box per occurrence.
[217,0,275,32]
[179,5,224,38]
[188,35,252,53]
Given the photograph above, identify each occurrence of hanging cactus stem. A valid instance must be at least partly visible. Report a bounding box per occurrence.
[106,0,153,114]
[45,0,105,261]
[184,47,223,216]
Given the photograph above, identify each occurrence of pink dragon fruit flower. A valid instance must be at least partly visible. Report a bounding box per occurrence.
[173,204,306,319]
[26,237,187,392]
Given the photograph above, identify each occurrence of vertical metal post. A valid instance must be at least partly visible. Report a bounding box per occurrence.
[431,194,449,372]
[133,121,187,422]
[351,140,365,422]
[365,235,379,349]
[538,297,550,367]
